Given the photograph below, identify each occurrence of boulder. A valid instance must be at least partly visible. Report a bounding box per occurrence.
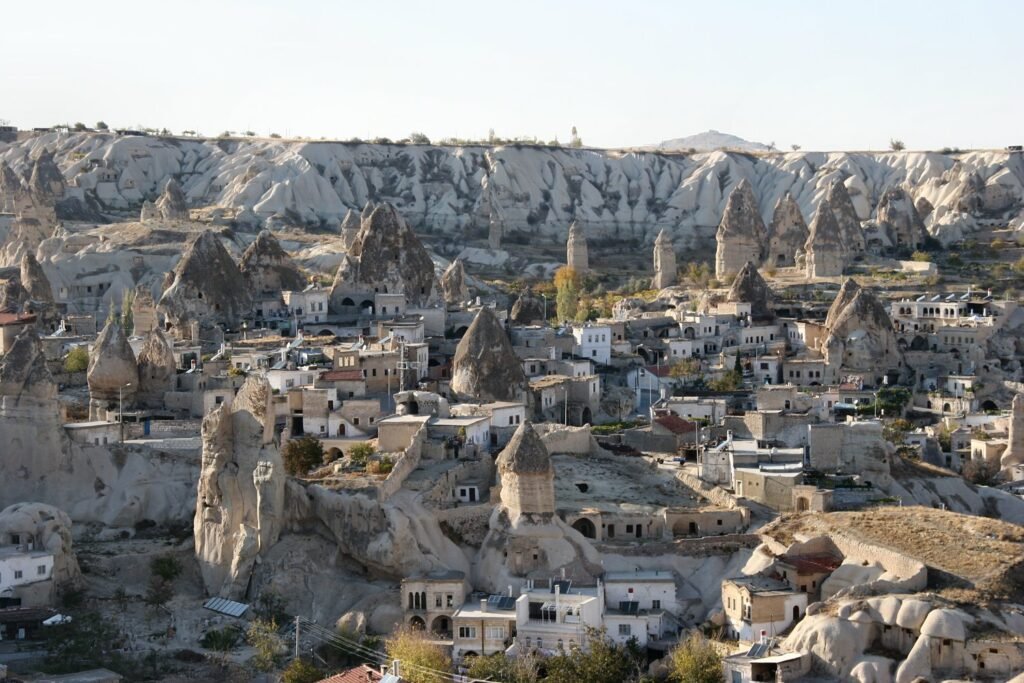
[726,261,774,320]
[715,179,767,279]
[827,178,866,253]
[822,279,903,376]
[329,203,438,310]
[154,178,189,220]
[87,318,138,416]
[0,328,56,403]
[19,252,53,304]
[135,328,176,409]
[509,290,546,324]
[876,187,927,250]
[239,230,306,294]
[450,307,527,402]
[158,230,252,335]
[766,192,808,268]
[440,258,469,306]
[194,375,285,599]
[805,198,846,278]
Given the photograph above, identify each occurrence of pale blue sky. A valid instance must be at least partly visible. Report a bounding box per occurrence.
[3,0,1021,150]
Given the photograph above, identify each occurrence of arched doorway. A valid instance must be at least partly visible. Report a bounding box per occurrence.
[430,615,451,635]
[580,406,592,426]
[796,497,810,512]
[572,518,596,539]
[982,400,998,412]
[453,326,469,339]
[341,297,355,306]
[409,616,425,630]
[910,335,929,351]
[793,605,800,621]
[943,403,952,413]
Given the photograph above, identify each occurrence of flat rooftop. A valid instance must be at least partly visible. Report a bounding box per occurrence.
[553,454,713,514]
[604,570,676,583]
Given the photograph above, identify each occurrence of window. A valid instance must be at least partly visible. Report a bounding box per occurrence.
[353,417,360,425]
[37,565,46,576]
[486,627,505,640]
[652,600,661,609]
[436,594,443,608]
[618,624,631,636]
[458,626,476,639]
[14,570,22,580]
[446,594,453,607]
[626,525,634,533]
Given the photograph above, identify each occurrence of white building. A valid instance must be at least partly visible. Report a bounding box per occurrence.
[0,546,55,600]
[515,580,603,654]
[572,323,611,365]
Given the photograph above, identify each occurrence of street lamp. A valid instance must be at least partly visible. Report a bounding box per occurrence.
[119,382,132,443]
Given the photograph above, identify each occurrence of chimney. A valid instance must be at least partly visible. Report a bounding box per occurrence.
[481,599,488,613]
[508,585,513,597]
[760,630,768,645]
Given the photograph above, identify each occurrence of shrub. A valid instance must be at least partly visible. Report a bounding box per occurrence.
[144,575,174,609]
[889,138,906,151]
[348,442,374,467]
[283,436,325,476]
[200,626,242,653]
[283,659,324,683]
[964,458,997,486]
[64,346,89,373]
[668,631,724,683]
[385,626,452,683]
[367,457,394,475]
[150,555,183,582]
[910,251,931,262]
[248,618,284,672]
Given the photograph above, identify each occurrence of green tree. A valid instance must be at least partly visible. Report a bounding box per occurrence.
[144,575,173,609]
[150,554,182,582]
[466,652,539,683]
[283,436,325,475]
[669,357,701,382]
[889,138,906,151]
[247,618,284,672]
[95,121,109,130]
[409,132,431,144]
[883,418,913,445]
[385,626,452,683]
[348,442,374,467]
[554,266,580,322]
[283,658,324,683]
[43,612,124,674]
[668,631,723,683]
[64,346,89,373]
[544,627,643,683]
[121,289,135,334]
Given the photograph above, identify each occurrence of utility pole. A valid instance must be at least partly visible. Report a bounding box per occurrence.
[294,615,300,659]
[119,382,131,442]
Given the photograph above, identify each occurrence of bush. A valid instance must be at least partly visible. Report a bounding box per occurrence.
[348,442,374,467]
[283,659,324,683]
[964,458,997,486]
[367,457,394,475]
[200,626,242,653]
[64,346,89,373]
[910,251,931,262]
[150,554,183,582]
[283,436,325,476]
[144,575,174,609]
[668,631,723,683]
[385,627,453,683]
[247,618,284,672]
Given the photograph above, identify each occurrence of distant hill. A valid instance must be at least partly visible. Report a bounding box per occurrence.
[651,129,771,152]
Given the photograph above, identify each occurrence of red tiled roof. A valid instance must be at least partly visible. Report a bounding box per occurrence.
[317,664,385,683]
[654,413,697,435]
[0,312,36,326]
[320,369,365,383]
[777,552,842,574]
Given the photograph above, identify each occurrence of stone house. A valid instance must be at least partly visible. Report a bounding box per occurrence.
[451,595,517,661]
[721,575,808,642]
[400,571,470,636]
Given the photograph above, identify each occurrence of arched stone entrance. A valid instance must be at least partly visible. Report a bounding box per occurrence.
[430,615,451,635]
[572,518,596,539]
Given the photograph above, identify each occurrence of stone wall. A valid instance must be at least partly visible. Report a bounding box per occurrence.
[623,428,678,454]
[535,424,595,455]
[421,458,495,507]
[435,504,493,547]
[378,424,426,501]
[674,470,746,512]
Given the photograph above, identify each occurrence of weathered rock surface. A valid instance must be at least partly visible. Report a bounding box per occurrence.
[194,375,285,599]
[726,261,774,320]
[0,328,56,402]
[766,192,808,268]
[652,229,676,289]
[715,179,767,278]
[329,203,438,310]
[239,229,306,294]
[566,220,589,272]
[451,307,527,402]
[154,178,189,220]
[440,258,469,306]
[158,230,252,334]
[827,179,866,253]
[27,149,65,203]
[877,187,927,250]
[87,318,138,415]
[805,198,846,278]
[0,502,80,588]
[339,208,361,249]
[20,252,54,304]
[823,279,903,378]
[135,328,176,409]
[1000,393,1024,475]
[509,290,546,324]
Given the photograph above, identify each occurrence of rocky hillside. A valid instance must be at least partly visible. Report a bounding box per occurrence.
[2,132,1022,249]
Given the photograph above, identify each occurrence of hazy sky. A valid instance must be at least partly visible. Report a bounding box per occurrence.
[4,0,1021,150]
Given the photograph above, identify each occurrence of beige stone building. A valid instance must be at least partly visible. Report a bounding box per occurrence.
[451,596,518,660]
[722,575,807,642]
[400,571,470,636]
